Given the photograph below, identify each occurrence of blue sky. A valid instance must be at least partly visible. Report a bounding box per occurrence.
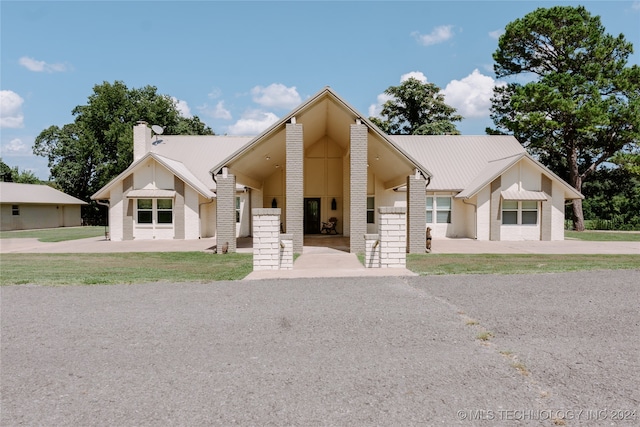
[2,1,639,180]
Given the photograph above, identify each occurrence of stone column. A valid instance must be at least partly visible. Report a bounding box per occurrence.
[349,122,368,254]
[123,174,133,241]
[406,172,426,253]
[216,169,236,254]
[379,207,407,268]
[252,208,281,270]
[490,177,501,241]
[286,123,304,254]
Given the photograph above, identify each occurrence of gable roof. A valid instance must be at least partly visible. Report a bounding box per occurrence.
[0,182,87,205]
[91,152,215,200]
[209,87,432,188]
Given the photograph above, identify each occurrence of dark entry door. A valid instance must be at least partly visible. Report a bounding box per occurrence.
[304,198,321,234]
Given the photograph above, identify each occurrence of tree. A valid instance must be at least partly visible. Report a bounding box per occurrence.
[489,5,640,231]
[0,158,41,183]
[369,77,462,135]
[34,81,214,224]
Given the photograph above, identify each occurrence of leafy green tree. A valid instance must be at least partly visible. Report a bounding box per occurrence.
[0,158,41,183]
[370,77,462,135]
[489,5,640,231]
[34,81,214,224]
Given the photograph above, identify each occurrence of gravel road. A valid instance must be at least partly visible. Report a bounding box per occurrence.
[2,270,639,426]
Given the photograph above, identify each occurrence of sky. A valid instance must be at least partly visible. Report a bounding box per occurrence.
[1,1,639,180]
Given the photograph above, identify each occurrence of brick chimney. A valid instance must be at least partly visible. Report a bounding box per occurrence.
[133,121,152,161]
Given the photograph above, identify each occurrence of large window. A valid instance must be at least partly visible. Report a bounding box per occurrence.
[137,199,153,224]
[502,200,538,225]
[157,199,173,224]
[136,198,173,225]
[367,196,375,224]
[426,196,452,224]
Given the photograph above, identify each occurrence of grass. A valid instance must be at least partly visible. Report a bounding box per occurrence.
[0,252,253,285]
[0,226,106,242]
[565,230,640,241]
[476,331,494,341]
[407,253,640,276]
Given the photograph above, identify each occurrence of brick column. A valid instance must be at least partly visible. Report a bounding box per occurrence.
[216,170,236,254]
[349,123,367,254]
[490,177,501,241]
[406,172,426,253]
[286,123,304,254]
[279,233,293,270]
[379,207,406,268]
[252,208,280,270]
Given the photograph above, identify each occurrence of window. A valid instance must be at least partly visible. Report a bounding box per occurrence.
[502,200,538,225]
[436,197,451,223]
[367,196,375,224]
[236,197,241,223]
[157,199,173,224]
[136,198,173,225]
[12,205,19,216]
[137,199,153,224]
[522,201,538,225]
[426,196,452,224]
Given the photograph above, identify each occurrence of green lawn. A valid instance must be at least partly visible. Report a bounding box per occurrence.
[0,252,253,285]
[565,230,640,241]
[0,226,106,242]
[407,253,640,276]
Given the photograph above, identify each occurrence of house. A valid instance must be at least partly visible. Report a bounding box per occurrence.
[91,87,582,252]
[0,182,87,231]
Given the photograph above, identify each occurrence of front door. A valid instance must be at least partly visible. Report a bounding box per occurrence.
[304,198,321,234]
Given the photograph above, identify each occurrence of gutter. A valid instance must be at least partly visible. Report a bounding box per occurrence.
[95,199,110,240]
[461,198,477,240]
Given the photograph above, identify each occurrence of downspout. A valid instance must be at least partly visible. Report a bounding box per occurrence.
[462,198,477,240]
[96,200,110,240]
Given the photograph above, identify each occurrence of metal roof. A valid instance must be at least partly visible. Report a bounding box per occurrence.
[390,135,525,192]
[0,182,87,205]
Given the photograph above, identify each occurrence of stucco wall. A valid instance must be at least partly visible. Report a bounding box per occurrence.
[0,204,82,231]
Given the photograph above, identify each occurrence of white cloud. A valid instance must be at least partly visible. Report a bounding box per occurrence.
[19,56,68,73]
[212,101,232,120]
[632,1,640,10]
[208,88,222,99]
[368,93,393,118]
[442,69,506,118]
[227,110,279,135]
[400,71,428,84]
[412,25,454,46]
[0,90,25,128]
[489,29,504,40]
[251,83,301,109]
[171,97,192,118]
[1,138,30,156]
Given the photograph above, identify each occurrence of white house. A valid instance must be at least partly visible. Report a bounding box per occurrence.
[91,87,583,252]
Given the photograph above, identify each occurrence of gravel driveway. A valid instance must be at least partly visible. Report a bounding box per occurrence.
[2,270,639,426]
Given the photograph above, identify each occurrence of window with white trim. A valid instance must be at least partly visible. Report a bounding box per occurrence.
[157,199,173,224]
[502,200,538,225]
[426,196,452,224]
[366,196,375,224]
[137,199,153,224]
[236,197,241,223]
[136,198,173,225]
